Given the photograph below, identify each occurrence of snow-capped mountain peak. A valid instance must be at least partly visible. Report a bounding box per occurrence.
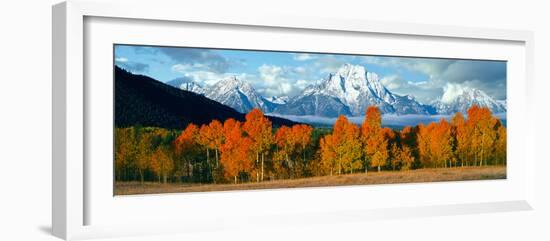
[433,86,506,114]
[275,63,433,116]
[205,76,272,113]
[166,77,205,95]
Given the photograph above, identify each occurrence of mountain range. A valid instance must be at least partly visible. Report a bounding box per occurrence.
[165,63,506,117]
[114,66,297,129]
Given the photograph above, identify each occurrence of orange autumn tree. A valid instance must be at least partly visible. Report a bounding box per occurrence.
[243,108,273,182]
[220,118,254,183]
[361,106,382,173]
[417,120,453,168]
[361,106,389,172]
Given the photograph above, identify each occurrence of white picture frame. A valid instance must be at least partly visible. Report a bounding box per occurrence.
[52,0,535,240]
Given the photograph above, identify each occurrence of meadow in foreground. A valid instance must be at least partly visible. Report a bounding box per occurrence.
[115,166,505,195]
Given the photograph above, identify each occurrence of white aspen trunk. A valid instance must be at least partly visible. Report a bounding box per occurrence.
[378,165,381,172]
[256,152,259,182]
[261,153,264,182]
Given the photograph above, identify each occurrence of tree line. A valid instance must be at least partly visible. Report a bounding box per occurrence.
[115,105,506,184]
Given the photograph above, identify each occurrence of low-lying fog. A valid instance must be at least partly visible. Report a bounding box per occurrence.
[268,113,507,128]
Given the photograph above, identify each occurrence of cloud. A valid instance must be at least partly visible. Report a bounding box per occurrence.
[362,56,506,101]
[159,47,230,73]
[256,64,320,97]
[257,64,295,96]
[362,56,454,77]
[116,61,149,73]
[132,46,159,55]
[440,60,505,84]
[314,55,345,74]
[440,83,467,103]
[379,74,442,103]
[295,79,311,90]
[294,53,317,61]
[258,64,283,84]
[380,75,401,89]
[115,57,128,63]
[171,63,206,73]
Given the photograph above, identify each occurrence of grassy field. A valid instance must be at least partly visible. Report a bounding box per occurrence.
[115,166,506,195]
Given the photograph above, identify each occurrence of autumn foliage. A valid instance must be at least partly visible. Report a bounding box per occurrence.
[115,105,506,184]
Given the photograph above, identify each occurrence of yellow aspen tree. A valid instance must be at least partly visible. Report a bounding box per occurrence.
[243,108,273,182]
[361,106,383,174]
[319,134,337,176]
[150,146,174,184]
[399,146,415,171]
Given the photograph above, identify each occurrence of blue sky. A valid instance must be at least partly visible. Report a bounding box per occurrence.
[114,44,506,103]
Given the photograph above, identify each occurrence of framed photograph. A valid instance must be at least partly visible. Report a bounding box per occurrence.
[52,0,535,240]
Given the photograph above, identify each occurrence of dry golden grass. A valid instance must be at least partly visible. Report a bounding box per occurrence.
[115,166,506,195]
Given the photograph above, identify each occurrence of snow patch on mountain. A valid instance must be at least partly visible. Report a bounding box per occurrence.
[266,95,289,105]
